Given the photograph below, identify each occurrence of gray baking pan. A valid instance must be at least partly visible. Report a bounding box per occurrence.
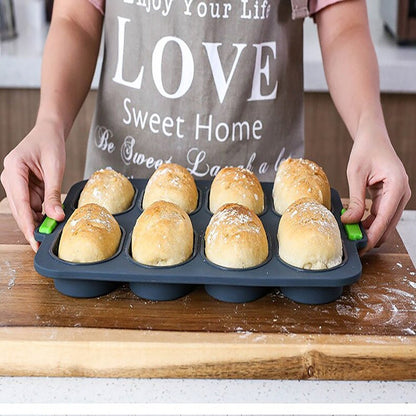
[34,179,367,304]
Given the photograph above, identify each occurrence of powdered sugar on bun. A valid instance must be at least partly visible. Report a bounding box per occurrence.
[210,167,264,214]
[132,200,193,267]
[59,203,121,263]
[273,158,331,215]
[278,198,342,270]
[78,168,134,214]
[143,163,198,213]
[205,203,268,269]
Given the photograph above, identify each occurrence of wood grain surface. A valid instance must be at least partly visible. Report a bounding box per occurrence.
[0,199,415,380]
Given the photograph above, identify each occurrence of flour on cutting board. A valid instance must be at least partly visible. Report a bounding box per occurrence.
[0,260,17,290]
[335,263,416,335]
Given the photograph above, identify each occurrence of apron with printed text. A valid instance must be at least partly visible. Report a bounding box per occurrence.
[85,0,306,182]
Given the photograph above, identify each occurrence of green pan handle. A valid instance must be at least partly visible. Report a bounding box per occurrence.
[341,208,363,241]
[38,205,65,234]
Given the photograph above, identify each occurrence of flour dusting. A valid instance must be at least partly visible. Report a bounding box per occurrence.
[0,260,17,289]
[335,273,416,335]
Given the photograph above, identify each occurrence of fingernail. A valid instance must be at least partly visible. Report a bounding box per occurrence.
[55,205,64,216]
[30,239,39,253]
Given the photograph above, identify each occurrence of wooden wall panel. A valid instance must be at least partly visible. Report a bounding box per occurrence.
[0,89,96,201]
[1,90,415,209]
[304,93,352,202]
[304,93,416,210]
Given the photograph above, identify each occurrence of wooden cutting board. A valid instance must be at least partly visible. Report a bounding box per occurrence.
[0,198,415,380]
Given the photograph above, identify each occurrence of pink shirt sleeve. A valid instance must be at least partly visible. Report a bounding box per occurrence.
[89,0,105,14]
[309,0,346,15]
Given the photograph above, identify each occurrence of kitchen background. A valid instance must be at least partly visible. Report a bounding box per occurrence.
[1,0,415,208]
[1,1,416,411]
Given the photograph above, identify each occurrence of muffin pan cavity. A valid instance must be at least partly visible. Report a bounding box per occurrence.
[34,179,367,304]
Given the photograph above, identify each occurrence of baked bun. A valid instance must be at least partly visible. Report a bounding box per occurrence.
[58,203,121,263]
[205,203,268,269]
[132,201,193,266]
[142,163,198,213]
[79,168,134,214]
[277,198,342,270]
[273,158,331,215]
[209,167,264,214]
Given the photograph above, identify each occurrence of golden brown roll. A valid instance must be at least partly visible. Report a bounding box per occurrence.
[142,163,198,213]
[78,168,134,214]
[277,198,342,270]
[205,203,268,269]
[132,201,193,266]
[272,158,331,215]
[209,167,264,214]
[58,203,121,263]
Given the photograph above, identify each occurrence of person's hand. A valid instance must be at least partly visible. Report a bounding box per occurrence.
[1,121,66,252]
[341,122,411,254]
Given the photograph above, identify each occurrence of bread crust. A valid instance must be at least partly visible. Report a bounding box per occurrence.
[273,158,331,215]
[132,200,194,267]
[277,198,342,270]
[142,163,198,213]
[209,167,264,214]
[58,203,121,263]
[78,168,135,214]
[205,203,268,269]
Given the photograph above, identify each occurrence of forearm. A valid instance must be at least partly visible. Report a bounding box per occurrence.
[37,2,103,139]
[316,0,411,252]
[316,0,388,142]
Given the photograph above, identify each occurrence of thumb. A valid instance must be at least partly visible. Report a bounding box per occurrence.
[342,170,367,224]
[43,162,65,222]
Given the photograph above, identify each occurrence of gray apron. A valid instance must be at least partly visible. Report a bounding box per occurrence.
[85,0,307,182]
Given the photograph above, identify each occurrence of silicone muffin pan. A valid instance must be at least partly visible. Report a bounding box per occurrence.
[34,179,367,304]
